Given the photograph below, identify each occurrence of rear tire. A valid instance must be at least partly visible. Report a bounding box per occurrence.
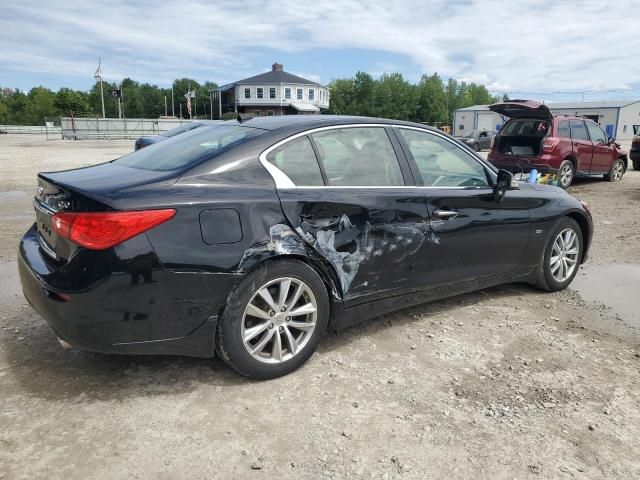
[558,160,575,189]
[535,217,583,292]
[604,158,625,182]
[216,259,329,379]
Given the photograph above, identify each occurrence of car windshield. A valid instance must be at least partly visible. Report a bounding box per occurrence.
[162,122,204,138]
[116,124,264,171]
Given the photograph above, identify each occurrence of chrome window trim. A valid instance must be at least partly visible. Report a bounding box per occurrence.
[258,123,495,190]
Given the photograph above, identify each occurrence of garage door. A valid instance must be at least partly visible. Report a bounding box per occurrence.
[476,112,497,131]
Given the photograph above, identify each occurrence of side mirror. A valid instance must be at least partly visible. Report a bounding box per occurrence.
[493,169,513,202]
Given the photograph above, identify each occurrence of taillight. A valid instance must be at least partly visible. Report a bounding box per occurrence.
[542,137,560,153]
[52,209,176,250]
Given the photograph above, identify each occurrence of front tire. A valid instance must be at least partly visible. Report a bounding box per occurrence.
[216,260,329,379]
[604,158,625,182]
[535,217,583,292]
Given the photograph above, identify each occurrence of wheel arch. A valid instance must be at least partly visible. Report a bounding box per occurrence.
[566,211,590,263]
[232,252,344,330]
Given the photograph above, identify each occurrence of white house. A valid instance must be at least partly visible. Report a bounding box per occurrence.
[211,63,330,118]
[454,100,640,140]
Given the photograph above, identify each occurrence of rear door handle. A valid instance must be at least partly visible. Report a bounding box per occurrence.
[433,210,459,220]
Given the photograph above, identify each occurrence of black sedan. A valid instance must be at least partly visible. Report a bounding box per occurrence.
[455,129,496,151]
[19,115,593,379]
[133,120,222,150]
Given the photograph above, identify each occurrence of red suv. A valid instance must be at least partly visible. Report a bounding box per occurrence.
[487,100,628,188]
[631,129,640,170]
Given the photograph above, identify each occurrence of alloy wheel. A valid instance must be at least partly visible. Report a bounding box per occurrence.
[612,160,624,181]
[241,277,318,364]
[550,228,580,283]
[559,163,573,188]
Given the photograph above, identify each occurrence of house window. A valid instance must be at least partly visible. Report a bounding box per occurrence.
[244,88,250,99]
[257,88,263,99]
[284,87,291,99]
[253,110,261,116]
[308,89,314,101]
[266,110,274,116]
[269,87,276,99]
[297,88,303,100]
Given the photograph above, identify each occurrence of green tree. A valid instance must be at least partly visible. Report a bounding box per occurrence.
[23,87,57,125]
[415,73,447,124]
[373,73,417,120]
[54,88,91,117]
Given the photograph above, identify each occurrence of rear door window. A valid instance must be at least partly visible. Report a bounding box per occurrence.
[586,122,607,144]
[569,120,590,141]
[311,127,404,186]
[397,128,489,188]
[265,136,324,186]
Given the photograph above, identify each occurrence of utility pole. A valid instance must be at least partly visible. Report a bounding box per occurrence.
[164,96,168,116]
[171,87,175,116]
[93,58,105,118]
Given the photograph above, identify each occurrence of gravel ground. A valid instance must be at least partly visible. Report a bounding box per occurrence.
[1,135,639,479]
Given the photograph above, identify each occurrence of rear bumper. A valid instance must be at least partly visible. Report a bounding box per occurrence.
[18,224,238,357]
[630,150,640,162]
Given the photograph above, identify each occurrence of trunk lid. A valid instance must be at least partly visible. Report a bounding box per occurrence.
[34,161,177,263]
[489,100,553,121]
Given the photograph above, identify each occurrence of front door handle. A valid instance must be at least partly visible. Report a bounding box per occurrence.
[433,209,459,220]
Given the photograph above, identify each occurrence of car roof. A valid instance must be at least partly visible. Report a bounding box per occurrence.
[236,114,428,130]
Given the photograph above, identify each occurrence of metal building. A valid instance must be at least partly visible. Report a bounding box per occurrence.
[454,100,640,140]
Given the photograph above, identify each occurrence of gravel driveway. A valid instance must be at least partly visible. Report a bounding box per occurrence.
[1,135,639,479]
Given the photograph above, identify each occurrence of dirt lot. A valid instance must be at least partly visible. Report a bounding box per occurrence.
[1,135,639,479]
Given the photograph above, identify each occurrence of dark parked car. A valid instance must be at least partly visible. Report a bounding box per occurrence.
[455,129,496,151]
[487,100,627,188]
[631,131,640,170]
[134,121,221,150]
[19,116,593,379]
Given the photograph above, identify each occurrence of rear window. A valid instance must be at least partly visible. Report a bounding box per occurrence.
[116,125,263,171]
[501,119,549,136]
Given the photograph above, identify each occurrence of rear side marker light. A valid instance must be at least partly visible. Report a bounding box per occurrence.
[542,137,560,153]
[52,209,176,250]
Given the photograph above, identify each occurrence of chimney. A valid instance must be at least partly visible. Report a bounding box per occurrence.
[272,63,283,72]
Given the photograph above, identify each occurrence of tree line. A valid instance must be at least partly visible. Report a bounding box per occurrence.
[326,71,503,124]
[0,71,502,126]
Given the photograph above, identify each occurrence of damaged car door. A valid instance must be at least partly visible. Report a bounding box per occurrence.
[395,127,532,287]
[263,125,432,306]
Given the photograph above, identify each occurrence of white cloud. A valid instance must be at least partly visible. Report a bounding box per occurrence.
[2,0,640,94]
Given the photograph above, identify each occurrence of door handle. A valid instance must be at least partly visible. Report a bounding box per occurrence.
[433,209,459,220]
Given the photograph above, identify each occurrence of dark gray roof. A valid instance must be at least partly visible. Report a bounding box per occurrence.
[219,70,319,90]
[232,114,432,132]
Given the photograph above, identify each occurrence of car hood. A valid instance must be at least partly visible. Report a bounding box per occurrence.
[489,100,553,121]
